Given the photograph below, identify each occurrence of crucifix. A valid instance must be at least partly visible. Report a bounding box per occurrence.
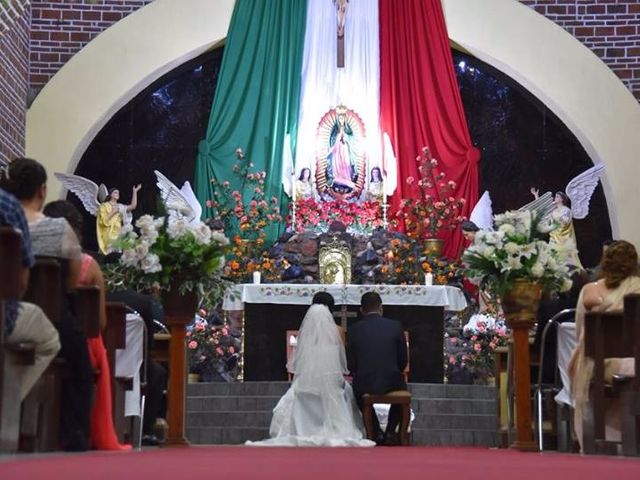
[334,0,349,68]
[333,304,357,331]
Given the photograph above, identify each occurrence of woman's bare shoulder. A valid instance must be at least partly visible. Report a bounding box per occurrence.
[582,281,605,310]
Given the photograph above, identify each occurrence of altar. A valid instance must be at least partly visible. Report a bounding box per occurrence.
[223,284,467,383]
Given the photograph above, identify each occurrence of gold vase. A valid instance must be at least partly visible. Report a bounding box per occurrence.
[501,279,542,329]
[423,238,444,258]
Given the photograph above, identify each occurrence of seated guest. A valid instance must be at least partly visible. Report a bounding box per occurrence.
[43,200,130,450]
[0,187,60,400]
[1,158,93,451]
[568,240,640,451]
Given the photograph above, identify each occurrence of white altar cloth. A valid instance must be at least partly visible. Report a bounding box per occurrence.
[223,284,467,311]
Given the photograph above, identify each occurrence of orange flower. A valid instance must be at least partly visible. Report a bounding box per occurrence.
[229,260,240,271]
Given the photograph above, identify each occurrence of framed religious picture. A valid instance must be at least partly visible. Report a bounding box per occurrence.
[314,105,367,201]
[318,237,352,285]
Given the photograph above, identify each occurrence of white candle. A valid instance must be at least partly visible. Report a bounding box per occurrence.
[424,272,433,286]
[383,173,387,205]
[253,271,261,284]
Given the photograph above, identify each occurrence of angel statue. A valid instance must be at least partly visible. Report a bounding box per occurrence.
[153,170,202,225]
[527,164,606,269]
[55,172,141,254]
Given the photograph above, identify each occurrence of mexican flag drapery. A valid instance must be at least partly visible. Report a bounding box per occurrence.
[195,0,478,258]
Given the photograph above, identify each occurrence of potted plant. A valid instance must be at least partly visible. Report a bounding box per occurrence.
[104,214,230,314]
[461,209,574,300]
[395,147,466,256]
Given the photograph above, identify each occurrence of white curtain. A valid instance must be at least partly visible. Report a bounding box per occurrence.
[292,0,381,193]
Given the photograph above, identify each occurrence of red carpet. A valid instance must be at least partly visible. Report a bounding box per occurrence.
[2,446,640,480]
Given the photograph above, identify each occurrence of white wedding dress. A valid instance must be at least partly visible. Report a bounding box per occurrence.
[246,304,374,447]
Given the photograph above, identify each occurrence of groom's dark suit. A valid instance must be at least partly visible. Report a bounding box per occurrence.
[347,312,408,437]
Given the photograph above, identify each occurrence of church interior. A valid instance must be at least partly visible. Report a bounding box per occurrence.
[2,0,640,478]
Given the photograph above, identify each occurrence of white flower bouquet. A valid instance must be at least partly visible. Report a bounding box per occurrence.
[105,214,230,296]
[462,210,574,296]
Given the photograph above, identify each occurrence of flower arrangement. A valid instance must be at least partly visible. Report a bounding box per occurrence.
[224,234,291,283]
[462,209,574,296]
[104,214,229,297]
[376,236,464,285]
[446,318,509,384]
[293,197,383,235]
[205,148,285,281]
[394,147,466,240]
[187,316,241,381]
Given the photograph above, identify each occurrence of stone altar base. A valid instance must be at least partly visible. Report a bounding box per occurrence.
[185,382,498,447]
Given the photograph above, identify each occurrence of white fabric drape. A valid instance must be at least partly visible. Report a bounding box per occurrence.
[292,0,381,192]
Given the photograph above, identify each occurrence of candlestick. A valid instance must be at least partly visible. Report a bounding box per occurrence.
[253,271,261,284]
[424,272,433,286]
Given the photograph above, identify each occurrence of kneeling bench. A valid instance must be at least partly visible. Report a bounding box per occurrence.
[362,390,412,445]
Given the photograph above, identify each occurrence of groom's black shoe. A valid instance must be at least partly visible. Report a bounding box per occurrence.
[374,430,386,446]
[383,432,400,446]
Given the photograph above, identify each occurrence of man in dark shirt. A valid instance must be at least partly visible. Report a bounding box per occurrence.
[1,187,60,399]
[347,292,408,443]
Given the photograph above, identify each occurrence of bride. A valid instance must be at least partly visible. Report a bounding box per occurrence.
[247,302,374,446]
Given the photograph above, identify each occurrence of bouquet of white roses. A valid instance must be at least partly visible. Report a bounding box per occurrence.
[105,214,230,297]
[462,209,574,296]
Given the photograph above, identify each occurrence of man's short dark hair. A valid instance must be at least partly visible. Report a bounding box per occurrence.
[461,220,480,233]
[312,291,335,309]
[360,291,382,313]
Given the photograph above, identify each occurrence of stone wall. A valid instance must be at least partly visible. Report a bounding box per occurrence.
[0,4,31,164]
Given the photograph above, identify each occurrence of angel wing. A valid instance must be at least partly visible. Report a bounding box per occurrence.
[469,190,494,230]
[565,164,605,220]
[179,180,202,224]
[154,170,200,223]
[0,157,8,179]
[519,191,554,219]
[54,172,107,216]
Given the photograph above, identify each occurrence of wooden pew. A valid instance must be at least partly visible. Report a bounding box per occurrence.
[0,227,35,453]
[582,300,639,456]
[19,257,64,452]
[104,301,132,442]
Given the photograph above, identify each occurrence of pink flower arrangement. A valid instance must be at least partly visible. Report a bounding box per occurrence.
[292,198,383,234]
[394,147,466,240]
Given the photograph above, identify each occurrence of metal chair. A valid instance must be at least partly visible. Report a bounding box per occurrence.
[535,308,576,451]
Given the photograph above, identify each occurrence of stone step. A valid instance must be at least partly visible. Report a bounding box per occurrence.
[186,395,496,415]
[185,427,498,447]
[187,382,497,400]
[187,395,282,412]
[411,428,499,447]
[187,381,290,397]
[186,411,273,428]
[412,413,496,431]
[186,426,269,445]
[187,410,496,431]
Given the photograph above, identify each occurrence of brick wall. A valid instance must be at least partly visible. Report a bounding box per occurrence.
[0,5,31,165]
[520,0,640,101]
[30,0,152,91]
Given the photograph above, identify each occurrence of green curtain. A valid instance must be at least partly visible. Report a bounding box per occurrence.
[195,0,307,241]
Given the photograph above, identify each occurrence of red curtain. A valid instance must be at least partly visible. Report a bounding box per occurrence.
[379,0,479,258]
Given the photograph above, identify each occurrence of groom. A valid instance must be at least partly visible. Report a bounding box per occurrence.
[347,292,408,444]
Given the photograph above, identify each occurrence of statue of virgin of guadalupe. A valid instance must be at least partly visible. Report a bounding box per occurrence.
[326,112,357,191]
